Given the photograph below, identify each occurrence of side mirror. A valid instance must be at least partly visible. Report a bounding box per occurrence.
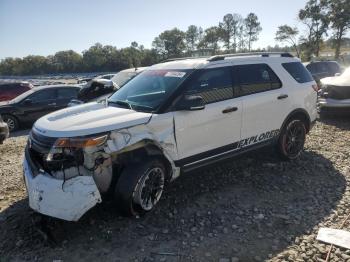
[68,99,83,107]
[23,99,32,105]
[335,73,341,76]
[177,95,205,111]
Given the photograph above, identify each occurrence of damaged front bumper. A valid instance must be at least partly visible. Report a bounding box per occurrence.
[23,150,102,221]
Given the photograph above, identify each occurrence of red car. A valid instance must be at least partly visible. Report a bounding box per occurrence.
[0,82,33,102]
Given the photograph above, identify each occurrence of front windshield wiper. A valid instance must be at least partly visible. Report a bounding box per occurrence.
[108,100,133,110]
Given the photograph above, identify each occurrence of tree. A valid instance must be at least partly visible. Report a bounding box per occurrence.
[219,13,242,52]
[198,26,222,53]
[275,25,300,57]
[323,0,350,59]
[298,0,329,59]
[152,28,186,58]
[185,25,201,53]
[244,13,262,51]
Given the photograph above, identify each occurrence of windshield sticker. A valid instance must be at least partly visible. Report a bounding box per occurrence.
[164,71,186,78]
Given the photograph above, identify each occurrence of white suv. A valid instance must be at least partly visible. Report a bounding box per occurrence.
[23,53,318,221]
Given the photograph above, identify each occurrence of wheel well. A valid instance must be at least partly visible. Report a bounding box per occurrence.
[282,109,311,133]
[112,141,173,183]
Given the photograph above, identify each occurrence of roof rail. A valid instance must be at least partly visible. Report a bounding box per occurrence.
[208,52,293,62]
[162,56,210,63]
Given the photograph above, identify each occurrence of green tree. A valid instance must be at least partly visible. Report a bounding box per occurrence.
[275,25,300,57]
[322,0,350,59]
[185,25,201,53]
[244,13,262,51]
[299,0,329,59]
[53,50,82,73]
[219,13,242,52]
[198,26,222,53]
[152,28,186,58]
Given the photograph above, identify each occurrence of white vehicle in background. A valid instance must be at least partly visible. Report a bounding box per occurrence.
[69,67,147,106]
[23,53,317,221]
[318,67,350,114]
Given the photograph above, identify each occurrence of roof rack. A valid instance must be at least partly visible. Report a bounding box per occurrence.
[162,56,210,63]
[208,52,293,62]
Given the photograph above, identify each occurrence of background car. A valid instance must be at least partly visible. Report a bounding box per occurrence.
[318,67,350,114]
[0,114,9,144]
[0,82,33,102]
[304,61,342,83]
[0,85,80,131]
[94,73,116,80]
[69,67,147,106]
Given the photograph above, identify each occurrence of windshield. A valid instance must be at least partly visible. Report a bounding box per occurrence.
[9,89,34,104]
[108,69,192,112]
[111,71,139,87]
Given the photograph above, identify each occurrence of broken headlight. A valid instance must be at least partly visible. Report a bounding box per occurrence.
[46,134,108,171]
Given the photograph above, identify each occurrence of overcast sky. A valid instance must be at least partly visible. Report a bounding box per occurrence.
[0,0,344,59]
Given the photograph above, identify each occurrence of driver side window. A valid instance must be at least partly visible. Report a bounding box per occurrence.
[184,67,234,104]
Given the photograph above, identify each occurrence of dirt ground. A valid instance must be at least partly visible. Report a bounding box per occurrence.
[0,115,350,262]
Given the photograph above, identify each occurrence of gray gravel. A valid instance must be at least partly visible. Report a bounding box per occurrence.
[0,116,350,262]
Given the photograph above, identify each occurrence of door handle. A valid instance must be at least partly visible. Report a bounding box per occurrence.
[48,103,56,106]
[222,107,238,114]
[277,94,288,100]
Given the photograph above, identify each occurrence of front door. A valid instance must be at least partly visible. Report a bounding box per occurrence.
[174,66,242,166]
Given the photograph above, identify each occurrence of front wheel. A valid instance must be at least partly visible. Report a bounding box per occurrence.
[2,114,19,132]
[114,158,166,217]
[277,119,306,160]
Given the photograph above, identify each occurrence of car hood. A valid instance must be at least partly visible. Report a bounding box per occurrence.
[34,102,152,137]
[321,76,350,86]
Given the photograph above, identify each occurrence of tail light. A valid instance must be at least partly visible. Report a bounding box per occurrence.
[312,84,319,92]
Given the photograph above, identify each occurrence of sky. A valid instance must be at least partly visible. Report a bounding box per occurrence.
[0,0,325,59]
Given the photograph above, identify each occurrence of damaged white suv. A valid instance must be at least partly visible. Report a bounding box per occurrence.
[23,53,318,221]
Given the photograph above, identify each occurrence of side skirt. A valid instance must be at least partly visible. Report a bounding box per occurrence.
[176,139,276,173]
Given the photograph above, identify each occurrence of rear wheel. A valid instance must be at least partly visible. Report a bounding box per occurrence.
[114,158,166,217]
[2,114,18,132]
[277,119,306,160]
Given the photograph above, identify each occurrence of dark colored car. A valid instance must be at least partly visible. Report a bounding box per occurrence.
[0,115,9,144]
[0,85,80,131]
[0,82,33,102]
[304,61,342,83]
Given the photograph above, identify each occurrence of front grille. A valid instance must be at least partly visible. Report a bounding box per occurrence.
[324,85,350,100]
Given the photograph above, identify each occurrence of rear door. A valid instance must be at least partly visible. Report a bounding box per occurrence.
[236,63,290,147]
[174,66,242,166]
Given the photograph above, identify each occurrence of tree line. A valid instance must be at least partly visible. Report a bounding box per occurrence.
[275,0,350,60]
[1,0,350,76]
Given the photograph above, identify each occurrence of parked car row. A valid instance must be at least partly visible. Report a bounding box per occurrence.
[0,85,80,131]
[0,67,147,134]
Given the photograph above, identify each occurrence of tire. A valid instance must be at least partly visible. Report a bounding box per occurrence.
[114,158,166,217]
[2,114,19,132]
[277,119,306,160]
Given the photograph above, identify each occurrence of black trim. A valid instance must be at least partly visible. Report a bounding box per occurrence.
[175,138,275,173]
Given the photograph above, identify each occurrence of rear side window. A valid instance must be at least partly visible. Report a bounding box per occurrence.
[29,89,56,102]
[57,88,78,99]
[282,62,313,83]
[235,64,282,96]
[185,67,233,104]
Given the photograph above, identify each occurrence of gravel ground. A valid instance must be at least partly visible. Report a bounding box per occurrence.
[0,116,349,262]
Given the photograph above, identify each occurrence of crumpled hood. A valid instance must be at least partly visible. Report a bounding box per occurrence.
[34,102,152,137]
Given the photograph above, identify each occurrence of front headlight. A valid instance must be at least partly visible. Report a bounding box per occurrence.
[46,134,108,165]
[54,135,108,148]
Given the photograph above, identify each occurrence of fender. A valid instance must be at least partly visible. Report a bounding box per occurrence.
[280,108,312,133]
